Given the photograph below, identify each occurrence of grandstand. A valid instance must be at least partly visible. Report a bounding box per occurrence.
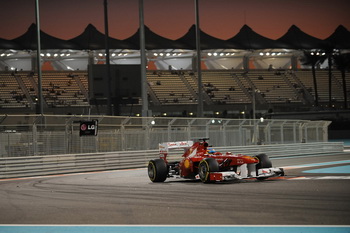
[0,69,348,117]
[0,24,349,117]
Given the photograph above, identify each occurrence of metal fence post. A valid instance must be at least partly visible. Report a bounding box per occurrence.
[187,119,195,140]
[280,121,286,144]
[32,123,37,156]
[292,122,297,143]
[239,119,246,146]
[121,118,129,151]
[168,118,176,142]
[323,121,331,141]
[222,120,229,147]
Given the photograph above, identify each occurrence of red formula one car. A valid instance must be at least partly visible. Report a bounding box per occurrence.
[148,138,284,183]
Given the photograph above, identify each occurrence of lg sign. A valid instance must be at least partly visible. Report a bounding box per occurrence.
[79,120,98,136]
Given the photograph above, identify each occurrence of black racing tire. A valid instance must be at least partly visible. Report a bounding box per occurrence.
[198,158,220,183]
[148,159,168,182]
[256,153,272,169]
[256,153,272,180]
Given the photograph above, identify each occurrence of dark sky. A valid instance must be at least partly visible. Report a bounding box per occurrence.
[1,0,350,41]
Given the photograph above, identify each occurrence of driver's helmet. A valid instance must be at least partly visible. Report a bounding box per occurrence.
[207,148,216,154]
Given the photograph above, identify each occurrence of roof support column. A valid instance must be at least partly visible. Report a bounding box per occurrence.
[35,0,43,115]
[104,0,113,115]
[195,0,203,117]
[139,0,149,117]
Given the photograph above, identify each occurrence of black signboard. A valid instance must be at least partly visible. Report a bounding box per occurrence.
[79,120,98,136]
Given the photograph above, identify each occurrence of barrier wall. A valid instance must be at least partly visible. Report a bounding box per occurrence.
[0,142,344,179]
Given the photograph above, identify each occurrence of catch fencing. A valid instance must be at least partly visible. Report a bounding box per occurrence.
[0,114,331,158]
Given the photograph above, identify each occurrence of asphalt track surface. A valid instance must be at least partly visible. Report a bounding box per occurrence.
[0,152,350,225]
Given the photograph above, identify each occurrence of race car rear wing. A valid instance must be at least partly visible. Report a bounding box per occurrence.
[159,141,194,155]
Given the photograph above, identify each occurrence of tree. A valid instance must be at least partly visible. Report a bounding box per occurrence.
[301,51,326,107]
[333,53,350,109]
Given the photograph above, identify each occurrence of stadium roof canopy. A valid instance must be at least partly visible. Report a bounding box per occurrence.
[69,24,135,50]
[0,38,22,50]
[276,25,327,49]
[12,23,80,50]
[0,24,349,51]
[325,25,350,49]
[227,25,287,49]
[175,24,237,50]
[124,25,186,50]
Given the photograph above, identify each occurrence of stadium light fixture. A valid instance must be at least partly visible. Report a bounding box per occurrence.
[153,53,158,56]
[213,52,218,56]
[208,53,212,56]
[259,52,264,56]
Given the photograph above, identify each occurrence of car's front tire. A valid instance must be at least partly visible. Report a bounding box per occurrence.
[198,158,219,183]
[148,159,168,182]
[255,153,272,180]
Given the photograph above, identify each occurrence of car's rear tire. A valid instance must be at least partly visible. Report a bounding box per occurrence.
[198,158,219,183]
[256,153,272,180]
[148,159,168,182]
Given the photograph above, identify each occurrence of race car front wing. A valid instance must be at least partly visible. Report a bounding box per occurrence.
[205,167,285,181]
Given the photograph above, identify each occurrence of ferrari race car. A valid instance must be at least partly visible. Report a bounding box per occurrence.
[148,138,284,183]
